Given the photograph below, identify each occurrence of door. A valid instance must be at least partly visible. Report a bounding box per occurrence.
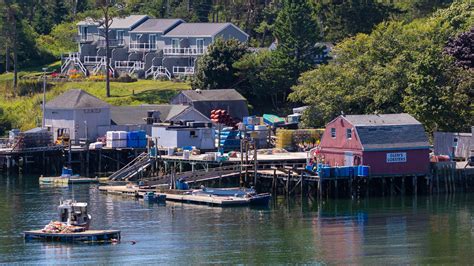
[81,27,88,41]
[117,30,124,45]
[149,35,157,50]
[172,38,179,53]
[196,39,204,53]
[344,151,354,166]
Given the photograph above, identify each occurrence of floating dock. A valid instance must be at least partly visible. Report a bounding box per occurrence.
[24,230,121,242]
[39,176,99,185]
[163,193,251,206]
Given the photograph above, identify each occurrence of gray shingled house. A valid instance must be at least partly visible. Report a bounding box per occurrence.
[44,89,110,142]
[170,89,249,120]
[99,104,210,136]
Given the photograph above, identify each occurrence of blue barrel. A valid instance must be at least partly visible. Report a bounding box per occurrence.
[348,166,355,177]
[358,165,369,177]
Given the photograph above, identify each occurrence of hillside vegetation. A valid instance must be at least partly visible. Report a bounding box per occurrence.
[0,73,190,132]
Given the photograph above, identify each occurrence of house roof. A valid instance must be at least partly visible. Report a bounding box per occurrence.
[110,105,195,125]
[164,23,248,37]
[178,89,246,102]
[131,19,183,33]
[45,89,109,109]
[343,113,421,126]
[109,15,148,29]
[340,114,429,150]
[77,17,99,26]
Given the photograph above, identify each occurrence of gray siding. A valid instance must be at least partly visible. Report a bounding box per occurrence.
[215,25,248,42]
[434,132,472,159]
[44,107,111,142]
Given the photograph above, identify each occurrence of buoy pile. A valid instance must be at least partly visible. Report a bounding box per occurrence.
[41,221,85,233]
[210,109,236,127]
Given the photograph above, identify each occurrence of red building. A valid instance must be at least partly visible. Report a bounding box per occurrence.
[319,113,430,176]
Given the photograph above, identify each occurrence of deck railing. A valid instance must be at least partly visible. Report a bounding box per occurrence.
[129,42,157,51]
[96,39,123,48]
[172,66,195,75]
[75,34,96,43]
[163,47,206,56]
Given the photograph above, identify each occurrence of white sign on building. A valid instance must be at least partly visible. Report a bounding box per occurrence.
[386,152,407,163]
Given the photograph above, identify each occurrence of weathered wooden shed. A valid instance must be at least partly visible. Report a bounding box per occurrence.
[434,132,472,159]
[169,89,249,120]
[319,113,430,176]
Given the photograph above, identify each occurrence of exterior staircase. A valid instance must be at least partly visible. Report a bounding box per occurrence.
[145,66,171,80]
[61,52,88,76]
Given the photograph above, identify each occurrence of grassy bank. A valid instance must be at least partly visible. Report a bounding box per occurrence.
[0,69,190,131]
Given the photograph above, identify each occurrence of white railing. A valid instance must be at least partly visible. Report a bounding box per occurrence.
[173,66,195,75]
[163,47,206,56]
[129,42,157,51]
[61,52,87,76]
[76,34,96,42]
[97,39,123,47]
[114,61,145,74]
[84,56,106,65]
[145,66,171,80]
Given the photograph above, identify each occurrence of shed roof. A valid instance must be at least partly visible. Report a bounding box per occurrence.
[344,113,421,126]
[45,89,109,109]
[178,89,246,102]
[131,18,183,33]
[164,23,247,37]
[340,114,429,150]
[110,105,194,125]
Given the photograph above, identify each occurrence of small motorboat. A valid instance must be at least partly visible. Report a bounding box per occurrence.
[143,191,166,203]
[24,199,121,242]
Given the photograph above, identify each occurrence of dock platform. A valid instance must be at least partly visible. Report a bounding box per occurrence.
[24,230,121,242]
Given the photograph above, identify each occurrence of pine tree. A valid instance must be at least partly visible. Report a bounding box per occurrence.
[265,0,323,110]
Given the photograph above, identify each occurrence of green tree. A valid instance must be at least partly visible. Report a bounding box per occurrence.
[290,1,473,132]
[192,38,248,90]
[265,0,324,111]
[314,0,396,43]
[37,21,77,57]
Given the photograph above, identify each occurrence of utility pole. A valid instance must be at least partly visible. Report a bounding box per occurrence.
[42,67,48,128]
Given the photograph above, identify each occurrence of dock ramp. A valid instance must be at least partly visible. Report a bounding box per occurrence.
[108,152,155,181]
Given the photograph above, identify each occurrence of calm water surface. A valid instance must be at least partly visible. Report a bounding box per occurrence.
[1,173,474,264]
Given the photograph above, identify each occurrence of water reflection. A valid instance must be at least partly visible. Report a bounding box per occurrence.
[1,174,474,264]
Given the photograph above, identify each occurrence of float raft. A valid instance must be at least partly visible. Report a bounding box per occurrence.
[24,230,121,242]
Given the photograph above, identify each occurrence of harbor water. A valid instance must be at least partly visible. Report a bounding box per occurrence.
[1,174,474,264]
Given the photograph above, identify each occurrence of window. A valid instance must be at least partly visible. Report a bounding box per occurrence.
[172,38,179,49]
[190,130,196,137]
[81,27,88,40]
[331,128,336,138]
[149,35,156,50]
[117,30,124,45]
[346,128,352,139]
[196,39,204,53]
